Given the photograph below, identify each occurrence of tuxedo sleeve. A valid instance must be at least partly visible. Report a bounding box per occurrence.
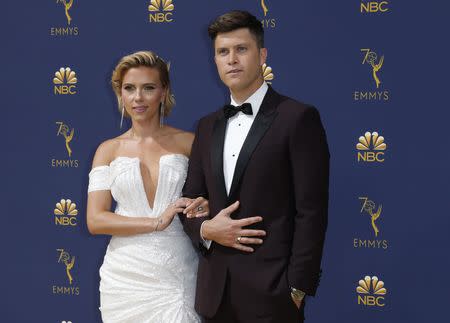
[179,118,211,255]
[287,106,329,296]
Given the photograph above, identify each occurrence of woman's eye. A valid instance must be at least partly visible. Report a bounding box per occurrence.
[144,86,155,91]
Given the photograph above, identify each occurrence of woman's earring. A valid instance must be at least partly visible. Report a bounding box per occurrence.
[159,102,165,128]
[120,101,125,129]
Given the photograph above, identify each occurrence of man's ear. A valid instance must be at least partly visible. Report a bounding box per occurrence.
[260,47,268,66]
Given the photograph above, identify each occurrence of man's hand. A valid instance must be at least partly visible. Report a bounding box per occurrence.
[201,201,266,252]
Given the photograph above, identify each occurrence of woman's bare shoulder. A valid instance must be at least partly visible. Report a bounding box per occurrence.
[164,126,195,156]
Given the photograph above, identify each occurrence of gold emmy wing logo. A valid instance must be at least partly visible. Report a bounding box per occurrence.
[148,0,174,23]
[357,275,387,306]
[359,197,382,236]
[259,0,276,28]
[262,63,274,84]
[356,131,387,163]
[361,49,384,89]
[56,0,74,25]
[360,1,389,13]
[57,249,75,285]
[54,199,78,226]
[260,0,269,16]
[53,67,77,95]
[56,122,74,157]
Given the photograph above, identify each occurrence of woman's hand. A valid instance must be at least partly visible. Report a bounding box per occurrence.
[156,200,186,231]
[182,197,209,218]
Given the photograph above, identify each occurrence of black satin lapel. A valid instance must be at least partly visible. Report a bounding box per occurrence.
[228,88,281,201]
[228,112,277,201]
[210,115,228,201]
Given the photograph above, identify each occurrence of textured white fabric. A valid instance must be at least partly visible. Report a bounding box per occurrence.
[88,155,200,323]
[223,82,268,194]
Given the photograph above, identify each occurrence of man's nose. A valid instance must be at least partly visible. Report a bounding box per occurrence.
[228,50,237,65]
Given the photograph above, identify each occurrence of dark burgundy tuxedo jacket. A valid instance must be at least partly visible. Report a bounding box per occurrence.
[180,86,329,318]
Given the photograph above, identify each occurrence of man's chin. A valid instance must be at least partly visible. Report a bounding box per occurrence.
[225,80,247,93]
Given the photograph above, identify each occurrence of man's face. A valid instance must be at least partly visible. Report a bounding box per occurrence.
[214,28,267,94]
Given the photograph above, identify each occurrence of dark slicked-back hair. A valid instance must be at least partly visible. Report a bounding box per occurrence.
[208,10,264,48]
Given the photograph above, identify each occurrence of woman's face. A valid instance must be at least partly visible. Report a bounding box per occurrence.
[121,66,165,123]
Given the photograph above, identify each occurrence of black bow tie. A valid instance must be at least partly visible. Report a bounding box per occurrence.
[223,103,253,119]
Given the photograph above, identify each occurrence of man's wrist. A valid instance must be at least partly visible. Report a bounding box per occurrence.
[200,219,211,241]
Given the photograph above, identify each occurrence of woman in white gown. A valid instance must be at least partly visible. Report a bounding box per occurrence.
[87,51,205,323]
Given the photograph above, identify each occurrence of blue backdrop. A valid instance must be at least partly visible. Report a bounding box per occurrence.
[3,1,450,322]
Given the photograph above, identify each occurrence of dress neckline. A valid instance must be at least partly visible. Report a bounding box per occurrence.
[93,153,188,213]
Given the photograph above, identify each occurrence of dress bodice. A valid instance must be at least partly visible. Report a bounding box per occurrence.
[88,154,189,233]
[89,154,188,215]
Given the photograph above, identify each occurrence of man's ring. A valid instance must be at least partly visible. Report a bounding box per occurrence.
[197,206,204,212]
[237,236,242,243]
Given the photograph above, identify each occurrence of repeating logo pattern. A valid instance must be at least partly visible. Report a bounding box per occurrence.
[57,248,76,285]
[361,49,384,89]
[53,249,80,296]
[148,0,174,23]
[57,0,74,25]
[359,197,382,237]
[262,63,274,84]
[360,1,390,13]
[56,122,75,157]
[51,0,78,36]
[357,276,387,306]
[260,0,269,16]
[259,0,276,28]
[54,199,78,226]
[356,131,387,162]
[53,67,77,95]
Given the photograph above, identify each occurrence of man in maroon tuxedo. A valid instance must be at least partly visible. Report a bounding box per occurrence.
[180,10,329,323]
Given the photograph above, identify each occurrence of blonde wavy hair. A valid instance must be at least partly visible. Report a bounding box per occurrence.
[111,50,175,117]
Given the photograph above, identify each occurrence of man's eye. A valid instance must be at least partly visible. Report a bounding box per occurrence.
[218,49,228,55]
[237,47,247,52]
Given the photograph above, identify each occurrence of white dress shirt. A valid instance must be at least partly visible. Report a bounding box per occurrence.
[201,82,269,248]
[223,82,268,194]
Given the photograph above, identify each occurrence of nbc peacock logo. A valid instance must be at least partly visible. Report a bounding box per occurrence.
[357,275,387,307]
[53,67,77,95]
[148,0,174,23]
[262,63,274,84]
[54,199,78,226]
[360,1,389,14]
[356,131,387,163]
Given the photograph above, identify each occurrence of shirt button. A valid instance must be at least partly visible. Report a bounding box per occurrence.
[238,123,241,126]
[232,154,236,157]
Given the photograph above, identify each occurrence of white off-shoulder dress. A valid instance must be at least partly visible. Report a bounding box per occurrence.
[88,154,200,323]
